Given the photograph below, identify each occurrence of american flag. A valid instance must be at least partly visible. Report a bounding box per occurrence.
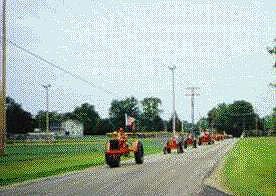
[125,114,135,126]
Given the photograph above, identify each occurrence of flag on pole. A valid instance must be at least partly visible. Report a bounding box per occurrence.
[125,113,135,126]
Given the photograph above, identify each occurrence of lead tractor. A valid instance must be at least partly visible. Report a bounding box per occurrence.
[105,128,144,167]
[163,135,184,154]
[183,133,197,149]
[198,130,214,145]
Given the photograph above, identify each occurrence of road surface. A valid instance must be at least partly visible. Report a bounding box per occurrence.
[0,138,237,196]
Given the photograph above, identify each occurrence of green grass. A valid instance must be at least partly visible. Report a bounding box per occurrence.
[223,137,276,195]
[0,137,164,186]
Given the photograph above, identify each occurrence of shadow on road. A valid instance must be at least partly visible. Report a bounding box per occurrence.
[198,185,233,196]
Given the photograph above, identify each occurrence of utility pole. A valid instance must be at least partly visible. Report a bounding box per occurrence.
[185,87,200,137]
[0,0,7,156]
[168,65,176,136]
[42,84,51,134]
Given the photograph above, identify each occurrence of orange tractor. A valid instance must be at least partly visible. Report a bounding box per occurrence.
[198,130,214,145]
[105,128,144,167]
[183,133,197,149]
[213,133,224,141]
[163,135,184,154]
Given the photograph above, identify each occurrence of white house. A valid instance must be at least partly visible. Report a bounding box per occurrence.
[61,119,84,136]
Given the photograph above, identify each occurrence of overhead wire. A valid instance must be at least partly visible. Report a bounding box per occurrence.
[8,40,119,96]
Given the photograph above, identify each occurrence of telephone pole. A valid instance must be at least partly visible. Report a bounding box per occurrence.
[0,0,7,156]
[185,87,200,136]
[168,65,176,136]
[42,84,51,133]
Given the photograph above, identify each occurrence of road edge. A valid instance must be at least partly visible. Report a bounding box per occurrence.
[201,139,238,195]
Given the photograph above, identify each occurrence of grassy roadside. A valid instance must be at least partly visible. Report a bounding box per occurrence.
[0,138,164,186]
[222,137,276,195]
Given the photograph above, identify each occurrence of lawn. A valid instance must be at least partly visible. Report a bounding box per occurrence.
[223,137,276,195]
[0,137,164,186]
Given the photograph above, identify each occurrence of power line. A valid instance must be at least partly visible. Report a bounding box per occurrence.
[8,40,118,96]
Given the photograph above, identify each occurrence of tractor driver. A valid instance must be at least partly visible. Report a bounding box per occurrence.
[118,127,128,143]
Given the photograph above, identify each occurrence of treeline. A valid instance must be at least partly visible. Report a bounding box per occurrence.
[6,97,275,137]
[206,100,275,137]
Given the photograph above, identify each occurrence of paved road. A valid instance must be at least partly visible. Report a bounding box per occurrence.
[0,139,237,196]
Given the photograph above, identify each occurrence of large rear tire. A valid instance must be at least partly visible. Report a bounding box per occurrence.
[193,140,197,148]
[184,141,187,149]
[105,153,120,168]
[135,141,144,164]
[163,147,167,154]
[198,139,202,146]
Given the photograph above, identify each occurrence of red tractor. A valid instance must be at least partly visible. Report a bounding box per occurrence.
[214,133,224,141]
[105,128,144,167]
[163,135,184,154]
[198,131,214,145]
[183,133,197,149]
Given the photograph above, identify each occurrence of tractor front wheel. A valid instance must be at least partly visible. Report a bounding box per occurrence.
[105,153,120,168]
[135,141,144,164]
[177,144,184,153]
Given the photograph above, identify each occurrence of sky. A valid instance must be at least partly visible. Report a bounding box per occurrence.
[5,0,276,123]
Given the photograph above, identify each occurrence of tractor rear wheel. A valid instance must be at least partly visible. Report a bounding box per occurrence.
[184,141,187,149]
[105,153,120,167]
[135,141,144,164]
[198,140,202,146]
[193,140,197,148]
[163,147,167,154]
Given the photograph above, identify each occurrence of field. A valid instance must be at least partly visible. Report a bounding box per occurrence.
[0,136,164,186]
[223,137,276,195]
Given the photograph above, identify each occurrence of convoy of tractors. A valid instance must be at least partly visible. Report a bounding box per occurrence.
[105,127,227,167]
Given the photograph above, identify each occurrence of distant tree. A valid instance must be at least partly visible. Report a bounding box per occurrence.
[206,100,257,137]
[72,103,100,135]
[196,117,208,130]
[182,120,193,132]
[140,97,163,131]
[263,107,276,133]
[267,38,276,68]
[167,113,182,133]
[6,97,34,134]
[34,111,65,131]
[109,96,140,130]
[95,118,114,135]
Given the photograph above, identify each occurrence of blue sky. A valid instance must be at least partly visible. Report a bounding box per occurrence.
[6,0,276,122]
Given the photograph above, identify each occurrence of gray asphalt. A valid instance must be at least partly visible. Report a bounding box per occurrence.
[0,138,237,196]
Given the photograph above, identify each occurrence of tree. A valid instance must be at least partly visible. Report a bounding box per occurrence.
[167,113,182,133]
[109,96,140,130]
[95,118,114,135]
[267,38,276,68]
[206,100,257,137]
[6,97,34,134]
[141,97,162,119]
[72,103,100,135]
[34,111,64,131]
[196,117,208,130]
[182,120,193,132]
[140,97,163,131]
